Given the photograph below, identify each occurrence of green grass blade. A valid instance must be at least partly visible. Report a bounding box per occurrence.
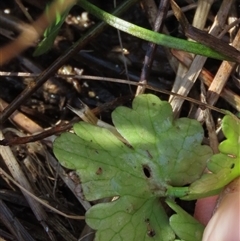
[77,0,232,61]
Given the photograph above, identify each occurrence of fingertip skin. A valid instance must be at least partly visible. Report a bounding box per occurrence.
[194,195,218,226]
[201,177,240,241]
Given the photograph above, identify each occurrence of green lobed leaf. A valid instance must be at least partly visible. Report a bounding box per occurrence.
[166,199,204,241]
[53,94,212,241]
[111,95,212,188]
[182,114,240,200]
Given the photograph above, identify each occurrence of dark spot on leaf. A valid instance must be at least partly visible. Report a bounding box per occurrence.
[145,218,156,237]
[230,163,235,169]
[142,165,151,178]
[96,167,102,175]
[147,230,156,237]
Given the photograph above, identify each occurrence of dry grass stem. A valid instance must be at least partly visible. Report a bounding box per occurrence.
[169,0,234,117]
[195,28,240,121]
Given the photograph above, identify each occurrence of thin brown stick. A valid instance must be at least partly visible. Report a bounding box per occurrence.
[170,0,240,63]
[169,0,235,116]
[0,0,138,125]
[0,0,76,66]
[0,168,85,220]
[195,28,240,121]
[0,130,57,240]
[171,49,240,112]
[136,0,170,95]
